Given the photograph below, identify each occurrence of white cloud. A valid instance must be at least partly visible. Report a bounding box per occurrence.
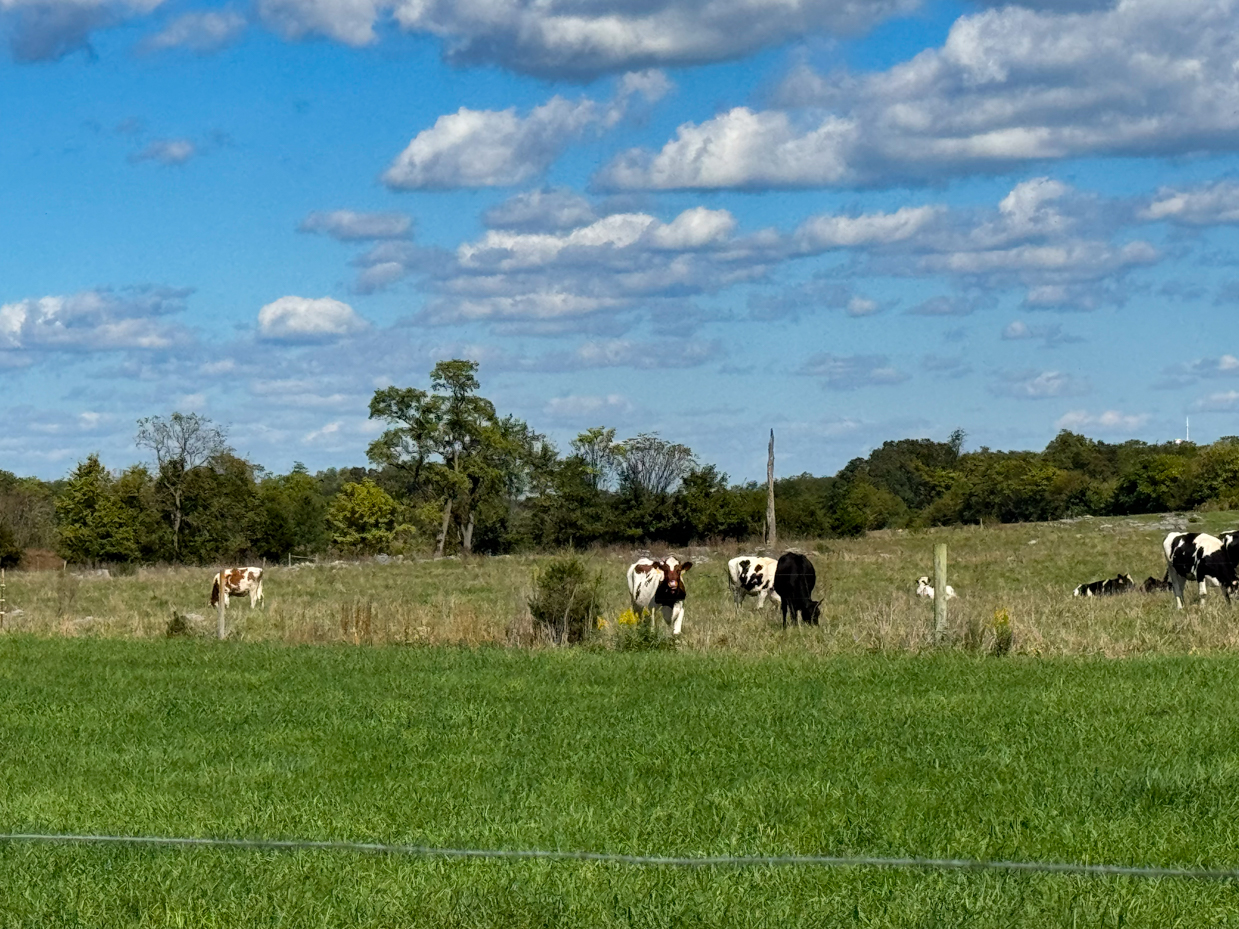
[1143,180,1239,226]
[383,97,601,190]
[2,0,165,61]
[299,209,412,241]
[0,287,190,359]
[1055,409,1149,432]
[482,188,597,233]
[600,0,1239,189]
[129,138,196,165]
[1192,390,1239,412]
[991,369,1088,399]
[257,295,369,342]
[255,0,919,78]
[795,206,940,250]
[799,353,908,390]
[139,8,246,53]
[1001,319,1080,347]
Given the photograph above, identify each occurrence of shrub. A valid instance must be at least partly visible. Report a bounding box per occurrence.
[0,523,20,569]
[528,557,603,645]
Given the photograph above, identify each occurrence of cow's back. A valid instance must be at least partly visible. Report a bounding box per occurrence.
[773,552,815,602]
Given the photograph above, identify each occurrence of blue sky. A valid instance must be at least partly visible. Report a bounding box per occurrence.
[3,0,1239,481]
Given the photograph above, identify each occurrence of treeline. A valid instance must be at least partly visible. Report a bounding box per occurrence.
[2,359,1239,567]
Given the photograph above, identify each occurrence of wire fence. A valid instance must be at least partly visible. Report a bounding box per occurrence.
[2,833,1237,882]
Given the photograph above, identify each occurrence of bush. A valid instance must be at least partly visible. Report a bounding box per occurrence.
[528,557,603,645]
[0,523,20,569]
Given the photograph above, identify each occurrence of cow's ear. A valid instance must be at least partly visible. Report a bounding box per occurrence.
[680,561,693,572]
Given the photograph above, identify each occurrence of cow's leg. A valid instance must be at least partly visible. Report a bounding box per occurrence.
[669,603,683,636]
[755,588,768,610]
[1168,567,1187,610]
[781,600,789,630]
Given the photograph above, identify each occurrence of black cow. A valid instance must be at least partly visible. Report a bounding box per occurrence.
[1141,574,1172,593]
[1072,574,1134,597]
[1163,531,1239,609]
[773,551,821,629]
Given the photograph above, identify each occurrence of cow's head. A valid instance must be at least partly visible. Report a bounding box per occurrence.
[650,558,693,605]
[806,599,823,625]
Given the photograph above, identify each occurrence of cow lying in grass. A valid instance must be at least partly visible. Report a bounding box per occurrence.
[916,576,957,601]
[210,566,265,609]
[1072,574,1134,597]
[627,556,693,635]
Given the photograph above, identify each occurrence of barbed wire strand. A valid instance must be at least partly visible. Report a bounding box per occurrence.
[1,833,1237,882]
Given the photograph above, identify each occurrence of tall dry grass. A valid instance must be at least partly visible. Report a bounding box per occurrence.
[4,510,1239,655]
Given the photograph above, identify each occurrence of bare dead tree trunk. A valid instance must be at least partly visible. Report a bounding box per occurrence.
[435,500,452,558]
[765,429,776,551]
[462,511,475,555]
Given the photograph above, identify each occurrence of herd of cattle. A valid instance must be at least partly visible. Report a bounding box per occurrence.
[1073,531,1239,609]
[206,529,1239,638]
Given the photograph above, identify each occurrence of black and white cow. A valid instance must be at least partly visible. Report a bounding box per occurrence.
[627,555,694,635]
[773,552,821,629]
[1072,573,1134,597]
[726,555,781,610]
[1163,532,1239,609]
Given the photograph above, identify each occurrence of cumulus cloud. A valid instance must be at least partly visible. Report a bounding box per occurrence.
[482,188,598,233]
[1055,409,1150,432]
[990,369,1088,399]
[3,0,165,61]
[253,0,919,78]
[599,0,1239,189]
[906,294,983,317]
[138,8,246,53]
[257,295,369,342]
[799,352,908,390]
[0,286,191,362]
[383,77,667,191]
[1143,180,1239,226]
[298,209,412,241]
[1161,354,1239,388]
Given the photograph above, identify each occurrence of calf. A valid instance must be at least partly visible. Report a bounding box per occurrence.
[627,556,693,635]
[1141,574,1172,594]
[210,566,265,609]
[916,576,957,600]
[1072,574,1134,597]
[1163,532,1239,609]
[726,556,781,610]
[773,552,821,629]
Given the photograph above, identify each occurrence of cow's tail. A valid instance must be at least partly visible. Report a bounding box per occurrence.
[209,575,220,607]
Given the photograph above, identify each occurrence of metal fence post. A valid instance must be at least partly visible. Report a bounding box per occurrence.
[934,543,948,644]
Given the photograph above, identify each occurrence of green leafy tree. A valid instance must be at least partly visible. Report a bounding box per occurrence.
[327,479,402,555]
[0,522,21,569]
[135,413,229,561]
[368,359,543,556]
[55,455,140,564]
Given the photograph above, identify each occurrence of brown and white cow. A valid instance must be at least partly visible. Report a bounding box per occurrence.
[727,555,781,610]
[627,555,693,635]
[210,566,265,609]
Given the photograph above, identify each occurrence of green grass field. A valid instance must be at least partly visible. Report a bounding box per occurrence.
[4,510,1239,656]
[3,637,1239,926]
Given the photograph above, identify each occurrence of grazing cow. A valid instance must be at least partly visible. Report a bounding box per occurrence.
[210,566,265,609]
[1072,574,1134,597]
[1163,532,1239,609]
[726,556,782,610]
[773,552,821,629]
[627,556,693,635]
[1141,574,1172,593]
[916,576,957,600]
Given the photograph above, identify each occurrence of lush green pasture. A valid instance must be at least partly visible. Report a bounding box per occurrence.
[5,510,1239,655]
[3,636,1239,926]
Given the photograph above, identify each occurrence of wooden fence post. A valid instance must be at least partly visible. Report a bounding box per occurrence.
[933,543,948,644]
[765,429,776,551]
[216,572,226,641]
[1,568,6,630]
